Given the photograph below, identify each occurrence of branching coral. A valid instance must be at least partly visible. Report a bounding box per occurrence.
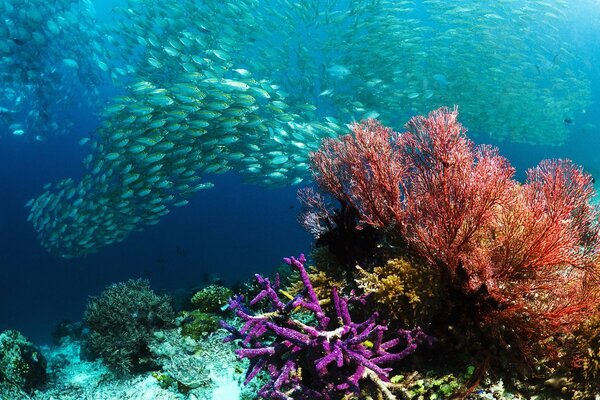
[285,248,347,309]
[222,254,431,400]
[355,257,441,328]
[310,107,600,365]
[84,279,175,375]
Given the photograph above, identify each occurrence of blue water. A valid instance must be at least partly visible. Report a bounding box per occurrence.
[2,0,600,346]
[0,130,310,343]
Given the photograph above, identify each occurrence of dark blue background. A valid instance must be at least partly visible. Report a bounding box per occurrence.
[1,0,600,345]
[0,126,311,344]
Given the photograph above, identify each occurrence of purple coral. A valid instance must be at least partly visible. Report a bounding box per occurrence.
[221,254,431,400]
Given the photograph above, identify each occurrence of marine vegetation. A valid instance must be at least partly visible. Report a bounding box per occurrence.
[0,330,47,394]
[309,106,600,370]
[222,254,431,400]
[84,278,175,375]
[26,0,592,258]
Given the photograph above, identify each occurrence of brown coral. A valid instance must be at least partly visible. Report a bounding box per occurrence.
[574,309,600,393]
[355,256,441,327]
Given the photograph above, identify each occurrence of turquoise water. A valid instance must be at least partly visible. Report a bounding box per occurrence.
[1,0,599,398]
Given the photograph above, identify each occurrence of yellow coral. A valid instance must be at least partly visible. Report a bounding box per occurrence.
[578,311,600,385]
[355,257,440,327]
[286,247,346,307]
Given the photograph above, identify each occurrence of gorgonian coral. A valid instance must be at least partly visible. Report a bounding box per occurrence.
[310,107,600,364]
[222,254,430,400]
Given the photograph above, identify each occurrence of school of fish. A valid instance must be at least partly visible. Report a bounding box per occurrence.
[0,0,106,141]
[23,0,592,257]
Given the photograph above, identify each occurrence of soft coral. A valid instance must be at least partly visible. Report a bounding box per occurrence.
[310,106,600,364]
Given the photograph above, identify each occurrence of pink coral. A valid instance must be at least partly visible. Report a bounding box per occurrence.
[310,118,406,229]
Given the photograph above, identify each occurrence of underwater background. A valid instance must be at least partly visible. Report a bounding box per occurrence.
[0,0,316,345]
[1,0,600,398]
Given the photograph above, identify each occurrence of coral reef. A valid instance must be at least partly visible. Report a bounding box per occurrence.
[179,310,222,339]
[84,279,175,375]
[29,327,253,400]
[310,107,600,368]
[391,370,465,399]
[0,330,46,394]
[222,254,431,400]
[284,248,347,309]
[51,320,84,346]
[149,329,212,393]
[178,284,235,340]
[191,284,233,314]
[355,256,441,328]
[572,309,600,396]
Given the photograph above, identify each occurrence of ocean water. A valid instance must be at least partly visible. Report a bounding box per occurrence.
[1,0,600,398]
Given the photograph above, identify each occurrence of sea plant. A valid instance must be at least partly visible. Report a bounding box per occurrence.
[222,254,430,400]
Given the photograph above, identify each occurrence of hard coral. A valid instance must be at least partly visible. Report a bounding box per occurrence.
[573,309,600,395]
[311,107,600,365]
[84,278,174,375]
[222,254,430,400]
[0,330,46,393]
[355,256,441,327]
[180,310,222,339]
[149,329,212,394]
[285,248,346,309]
[190,284,233,313]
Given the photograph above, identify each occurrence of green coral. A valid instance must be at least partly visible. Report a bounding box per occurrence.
[391,371,463,399]
[180,310,221,339]
[190,284,233,313]
[152,372,177,390]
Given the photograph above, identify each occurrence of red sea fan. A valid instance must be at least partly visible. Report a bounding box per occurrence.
[484,159,600,354]
[310,106,600,363]
[310,119,406,229]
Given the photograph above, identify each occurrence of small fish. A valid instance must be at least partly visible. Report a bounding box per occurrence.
[62,58,79,69]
